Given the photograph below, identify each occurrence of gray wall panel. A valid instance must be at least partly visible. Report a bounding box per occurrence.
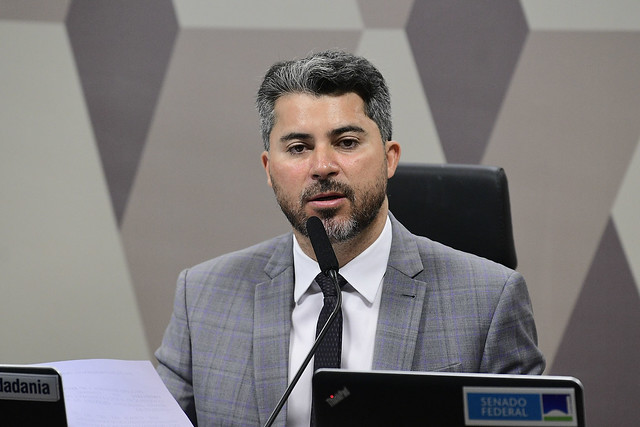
[2,1,639,422]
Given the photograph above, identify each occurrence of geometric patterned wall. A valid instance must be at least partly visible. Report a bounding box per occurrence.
[2,1,639,424]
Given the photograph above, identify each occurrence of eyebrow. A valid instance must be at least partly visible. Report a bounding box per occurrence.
[278,125,367,144]
[329,125,367,138]
[279,132,312,143]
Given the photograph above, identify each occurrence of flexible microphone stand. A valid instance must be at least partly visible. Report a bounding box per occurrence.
[263,217,341,427]
[263,270,341,427]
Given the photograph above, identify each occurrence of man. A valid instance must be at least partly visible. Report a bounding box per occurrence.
[155,50,545,427]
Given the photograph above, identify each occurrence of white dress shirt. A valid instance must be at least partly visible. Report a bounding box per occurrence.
[286,216,392,427]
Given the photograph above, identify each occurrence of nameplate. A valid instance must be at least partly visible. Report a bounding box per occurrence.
[0,372,60,402]
[464,386,578,426]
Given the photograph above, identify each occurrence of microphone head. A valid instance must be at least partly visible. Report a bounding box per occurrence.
[306,216,339,273]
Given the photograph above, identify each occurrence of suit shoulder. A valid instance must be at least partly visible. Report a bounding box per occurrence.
[422,235,515,277]
[183,233,292,286]
[399,231,520,293]
[407,234,528,317]
[389,213,516,281]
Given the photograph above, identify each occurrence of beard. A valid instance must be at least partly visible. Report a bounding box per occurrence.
[270,168,388,243]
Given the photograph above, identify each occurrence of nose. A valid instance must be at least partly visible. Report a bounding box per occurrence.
[310,145,338,180]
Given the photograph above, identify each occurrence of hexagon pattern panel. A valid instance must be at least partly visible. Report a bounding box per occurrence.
[2,1,639,424]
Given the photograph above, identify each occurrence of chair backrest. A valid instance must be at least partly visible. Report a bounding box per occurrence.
[387,163,517,269]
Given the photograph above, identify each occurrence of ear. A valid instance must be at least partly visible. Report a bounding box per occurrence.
[385,140,401,179]
[261,151,273,187]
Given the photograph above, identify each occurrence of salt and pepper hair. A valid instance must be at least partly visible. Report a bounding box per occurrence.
[256,50,392,151]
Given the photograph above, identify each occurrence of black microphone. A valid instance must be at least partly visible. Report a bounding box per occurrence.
[306,216,339,274]
[263,216,342,427]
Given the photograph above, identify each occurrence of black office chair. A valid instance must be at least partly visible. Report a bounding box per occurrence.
[387,163,517,269]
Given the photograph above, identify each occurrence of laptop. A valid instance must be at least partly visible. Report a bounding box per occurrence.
[313,369,585,426]
[0,365,67,426]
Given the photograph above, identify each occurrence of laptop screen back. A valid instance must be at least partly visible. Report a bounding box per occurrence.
[312,369,585,427]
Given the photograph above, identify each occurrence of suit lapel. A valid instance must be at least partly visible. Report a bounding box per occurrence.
[372,215,428,371]
[253,235,295,427]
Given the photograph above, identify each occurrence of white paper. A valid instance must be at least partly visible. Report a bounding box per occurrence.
[37,359,193,427]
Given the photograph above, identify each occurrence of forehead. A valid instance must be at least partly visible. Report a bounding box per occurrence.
[272,92,368,127]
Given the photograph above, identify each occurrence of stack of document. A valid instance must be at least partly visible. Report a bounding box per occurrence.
[38,359,193,426]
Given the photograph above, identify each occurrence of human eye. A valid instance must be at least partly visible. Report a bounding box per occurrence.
[287,143,308,155]
[338,137,359,149]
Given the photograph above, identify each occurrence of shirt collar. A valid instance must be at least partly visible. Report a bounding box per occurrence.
[293,215,392,304]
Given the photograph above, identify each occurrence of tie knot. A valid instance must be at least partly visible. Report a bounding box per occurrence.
[314,272,346,297]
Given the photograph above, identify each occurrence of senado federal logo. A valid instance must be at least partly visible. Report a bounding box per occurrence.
[464,386,577,426]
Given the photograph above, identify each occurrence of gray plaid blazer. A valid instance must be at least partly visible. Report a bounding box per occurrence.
[155,214,545,426]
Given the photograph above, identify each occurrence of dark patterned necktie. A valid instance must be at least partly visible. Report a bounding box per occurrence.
[313,272,346,371]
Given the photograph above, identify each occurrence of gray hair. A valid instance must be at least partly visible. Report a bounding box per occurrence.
[256,50,392,150]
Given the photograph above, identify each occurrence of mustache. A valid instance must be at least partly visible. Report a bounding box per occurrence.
[300,179,355,204]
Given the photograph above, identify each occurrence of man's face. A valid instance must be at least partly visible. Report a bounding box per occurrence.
[261,92,400,242]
